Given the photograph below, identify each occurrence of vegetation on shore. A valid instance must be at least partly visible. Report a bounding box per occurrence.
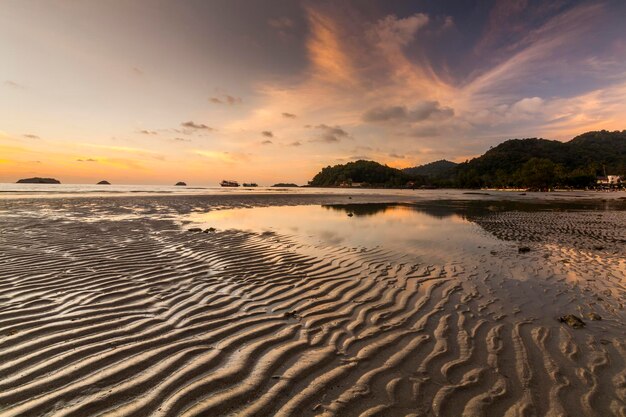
[309,130,626,189]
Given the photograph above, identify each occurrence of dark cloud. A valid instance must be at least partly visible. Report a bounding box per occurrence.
[261,130,274,138]
[23,134,40,139]
[210,95,242,105]
[363,101,454,123]
[282,112,297,118]
[77,158,97,162]
[4,80,25,89]
[288,141,302,147]
[311,124,349,143]
[132,67,144,76]
[261,139,273,145]
[138,129,158,135]
[181,121,214,130]
[389,153,405,159]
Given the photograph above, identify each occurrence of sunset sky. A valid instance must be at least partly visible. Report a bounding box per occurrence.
[2,0,626,185]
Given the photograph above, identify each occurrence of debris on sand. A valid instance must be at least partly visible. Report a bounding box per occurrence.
[587,312,602,321]
[559,314,585,328]
[518,246,531,253]
[188,227,203,232]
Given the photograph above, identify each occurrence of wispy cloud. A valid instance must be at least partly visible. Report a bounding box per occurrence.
[310,124,349,143]
[181,121,214,133]
[23,134,40,139]
[210,95,242,105]
[193,150,249,163]
[4,80,25,89]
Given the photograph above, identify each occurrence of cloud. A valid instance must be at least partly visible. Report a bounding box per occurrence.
[370,13,429,48]
[172,137,191,142]
[132,67,144,76]
[268,16,296,39]
[23,134,40,139]
[138,129,158,135]
[442,16,455,31]
[77,158,97,162]
[510,97,544,115]
[282,112,297,118]
[288,141,302,147]
[82,144,165,160]
[261,140,273,145]
[4,80,25,89]
[193,150,249,163]
[363,101,454,123]
[389,153,405,159]
[311,124,349,143]
[261,130,274,138]
[181,121,214,131]
[210,95,242,105]
[268,16,295,31]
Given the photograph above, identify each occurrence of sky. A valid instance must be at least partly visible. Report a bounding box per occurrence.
[1,0,626,185]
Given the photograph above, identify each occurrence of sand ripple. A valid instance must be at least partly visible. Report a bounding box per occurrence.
[0,198,625,417]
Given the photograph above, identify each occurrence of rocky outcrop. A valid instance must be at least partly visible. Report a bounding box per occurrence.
[17,177,60,184]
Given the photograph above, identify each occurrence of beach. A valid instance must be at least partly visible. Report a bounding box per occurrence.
[0,191,625,417]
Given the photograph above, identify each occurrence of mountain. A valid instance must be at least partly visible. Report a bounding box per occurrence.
[403,160,458,178]
[309,160,409,187]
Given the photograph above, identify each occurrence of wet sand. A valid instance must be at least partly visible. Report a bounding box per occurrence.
[0,193,624,417]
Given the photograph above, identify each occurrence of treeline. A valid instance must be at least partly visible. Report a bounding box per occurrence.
[309,130,626,189]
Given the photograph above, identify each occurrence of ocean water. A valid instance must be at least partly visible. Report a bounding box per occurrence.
[1,182,624,200]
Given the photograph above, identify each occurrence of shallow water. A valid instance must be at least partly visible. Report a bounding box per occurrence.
[187,203,501,263]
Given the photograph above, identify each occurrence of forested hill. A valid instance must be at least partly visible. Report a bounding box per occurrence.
[402,160,457,178]
[309,160,408,187]
[455,130,626,188]
[309,131,626,188]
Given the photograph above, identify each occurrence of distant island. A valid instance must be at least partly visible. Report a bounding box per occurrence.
[309,130,626,189]
[272,183,299,187]
[17,177,60,184]
[175,182,187,186]
[97,180,111,185]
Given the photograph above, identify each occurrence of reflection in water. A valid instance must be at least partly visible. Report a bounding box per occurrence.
[187,203,501,263]
[321,203,396,217]
[187,200,626,261]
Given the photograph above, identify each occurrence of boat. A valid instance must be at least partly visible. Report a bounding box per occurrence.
[243,183,258,187]
[220,180,240,187]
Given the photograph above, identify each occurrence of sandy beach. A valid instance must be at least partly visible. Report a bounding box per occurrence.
[0,191,624,417]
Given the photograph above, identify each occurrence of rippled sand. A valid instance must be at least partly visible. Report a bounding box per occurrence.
[0,194,624,417]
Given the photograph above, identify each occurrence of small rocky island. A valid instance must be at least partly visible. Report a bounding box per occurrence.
[17,177,61,184]
[175,181,187,186]
[97,180,111,185]
[272,183,299,187]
